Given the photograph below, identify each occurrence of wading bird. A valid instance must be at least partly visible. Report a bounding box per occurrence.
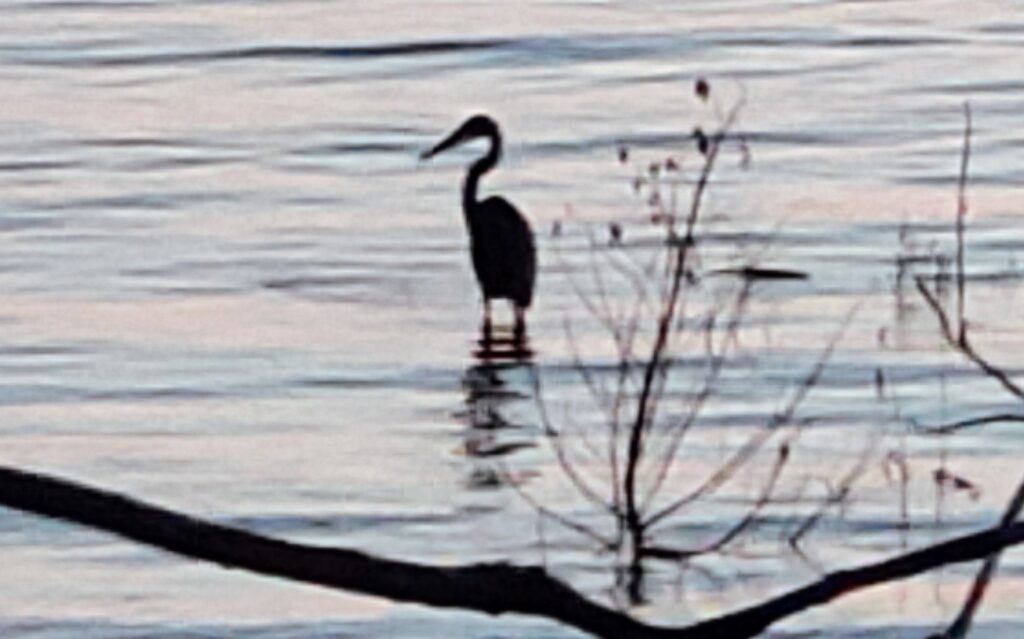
[420,115,536,341]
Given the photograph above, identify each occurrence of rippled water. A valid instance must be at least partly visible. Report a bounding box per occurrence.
[2,1,1024,637]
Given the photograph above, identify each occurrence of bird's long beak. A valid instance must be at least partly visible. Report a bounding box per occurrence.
[419,128,465,161]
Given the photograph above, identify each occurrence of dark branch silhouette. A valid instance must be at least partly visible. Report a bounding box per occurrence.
[0,466,655,639]
[915,101,1024,639]
[539,82,862,605]
[3,464,1024,639]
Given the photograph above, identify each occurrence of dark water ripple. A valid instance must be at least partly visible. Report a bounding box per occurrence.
[1,38,514,68]
[227,511,457,536]
[0,29,961,70]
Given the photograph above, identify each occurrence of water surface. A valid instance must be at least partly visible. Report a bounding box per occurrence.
[1,1,1024,636]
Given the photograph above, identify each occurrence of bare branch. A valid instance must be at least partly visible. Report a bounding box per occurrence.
[0,466,657,639]
[789,437,877,549]
[5,465,1024,639]
[915,277,1024,401]
[640,282,753,515]
[532,368,618,517]
[624,100,745,535]
[501,467,616,551]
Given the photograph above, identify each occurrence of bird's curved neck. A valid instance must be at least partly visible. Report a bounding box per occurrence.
[462,132,501,212]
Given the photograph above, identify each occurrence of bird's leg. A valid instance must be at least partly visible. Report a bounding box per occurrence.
[481,299,493,342]
[513,305,527,343]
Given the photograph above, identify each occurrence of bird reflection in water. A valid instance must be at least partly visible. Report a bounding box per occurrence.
[456,336,538,489]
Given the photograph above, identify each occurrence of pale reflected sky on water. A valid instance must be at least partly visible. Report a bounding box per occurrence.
[1,1,1024,636]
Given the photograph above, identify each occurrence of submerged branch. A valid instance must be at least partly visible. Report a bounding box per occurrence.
[4,464,1024,639]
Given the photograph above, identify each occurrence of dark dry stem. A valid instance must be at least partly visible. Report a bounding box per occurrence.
[559,242,663,515]
[598,248,669,518]
[623,100,744,538]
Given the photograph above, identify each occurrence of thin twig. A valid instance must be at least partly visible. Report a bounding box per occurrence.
[916,277,1024,401]
[789,436,878,549]
[532,367,619,517]
[640,282,753,514]
[501,465,616,551]
[645,306,854,529]
[643,443,790,561]
[955,101,971,343]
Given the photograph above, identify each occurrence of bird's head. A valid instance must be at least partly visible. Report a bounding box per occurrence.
[420,114,500,161]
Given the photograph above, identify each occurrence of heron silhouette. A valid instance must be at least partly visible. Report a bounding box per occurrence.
[421,114,536,342]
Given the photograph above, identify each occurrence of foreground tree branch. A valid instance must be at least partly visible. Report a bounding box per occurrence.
[2,465,1024,639]
[0,466,656,639]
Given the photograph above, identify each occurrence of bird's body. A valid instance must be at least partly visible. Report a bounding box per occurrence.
[422,115,536,340]
[467,196,535,309]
